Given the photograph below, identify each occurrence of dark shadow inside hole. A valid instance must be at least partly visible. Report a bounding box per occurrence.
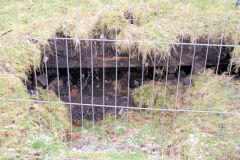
[24,33,239,125]
[25,61,237,125]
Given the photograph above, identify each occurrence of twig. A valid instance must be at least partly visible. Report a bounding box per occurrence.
[0,30,13,37]
[83,71,91,89]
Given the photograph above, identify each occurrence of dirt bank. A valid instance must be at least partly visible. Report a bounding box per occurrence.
[26,32,237,125]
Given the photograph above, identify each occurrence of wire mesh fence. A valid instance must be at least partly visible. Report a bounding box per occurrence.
[0,0,240,159]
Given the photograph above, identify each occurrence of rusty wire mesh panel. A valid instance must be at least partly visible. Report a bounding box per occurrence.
[0,0,240,159]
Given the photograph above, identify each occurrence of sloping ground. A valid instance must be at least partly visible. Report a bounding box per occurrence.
[0,74,70,157]
[131,70,240,159]
[0,0,240,74]
[44,70,239,159]
[0,0,240,159]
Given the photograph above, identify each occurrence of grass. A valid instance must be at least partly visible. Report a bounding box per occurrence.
[131,69,240,159]
[0,0,240,159]
[0,0,240,75]
[0,74,71,158]
[63,70,239,159]
[133,70,239,112]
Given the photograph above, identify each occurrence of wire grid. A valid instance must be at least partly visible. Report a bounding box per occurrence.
[0,0,240,159]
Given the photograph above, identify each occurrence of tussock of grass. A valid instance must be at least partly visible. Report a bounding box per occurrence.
[132,70,240,159]
[133,70,239,111]
[0,74,70,157]
[1,0,240,75]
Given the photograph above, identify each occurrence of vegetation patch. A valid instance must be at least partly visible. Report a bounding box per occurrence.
[132,70,240,159]
[0,0,240,159]
[1,0,240,73]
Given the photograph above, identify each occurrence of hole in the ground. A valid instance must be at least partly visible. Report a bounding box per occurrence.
[25,32,239,125]
[27,67,159,124]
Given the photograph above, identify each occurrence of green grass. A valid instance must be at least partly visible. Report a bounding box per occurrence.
[131,70,240,159]
[0,0,240,159]
[133,70,239,111]
[0,0,240,75]
[0,74,70,157]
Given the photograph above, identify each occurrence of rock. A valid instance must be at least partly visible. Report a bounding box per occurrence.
[30,90,34,95]
[100,33,105,39]
[118,108,124,116]
[42,56,49,63]
[193,63,204,75]
[37,74,47,87]
[180,70,187,77]
[183,78,193,86]
[168,65,177,74]
[134,80,140,86]
[48,78,63,92]
[167,74,176,80]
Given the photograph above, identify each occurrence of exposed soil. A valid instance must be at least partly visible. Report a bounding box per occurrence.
[42,32,233,70]
[29,67,156,124]
[26,32,238,125]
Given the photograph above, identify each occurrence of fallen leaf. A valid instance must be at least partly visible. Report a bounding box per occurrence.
[112,137,119,142]
[74,122,81,126]
[71,89,78,98]
[121,89,127,96]
[87,137,91,141]
[110,135,114,139]
[152,148,156,152]
[33,152,40,156]
[121,145,126,150]
[72,135,81,140]
[129,88,132,93]
[22,137,27,143]
[21,129,27,134]
[95,146,102,151]
[1,131,8,137]
[98,120,103,125]
[200,127,215,135]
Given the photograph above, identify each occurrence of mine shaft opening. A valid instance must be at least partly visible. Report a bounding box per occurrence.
[25,33,239,125]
